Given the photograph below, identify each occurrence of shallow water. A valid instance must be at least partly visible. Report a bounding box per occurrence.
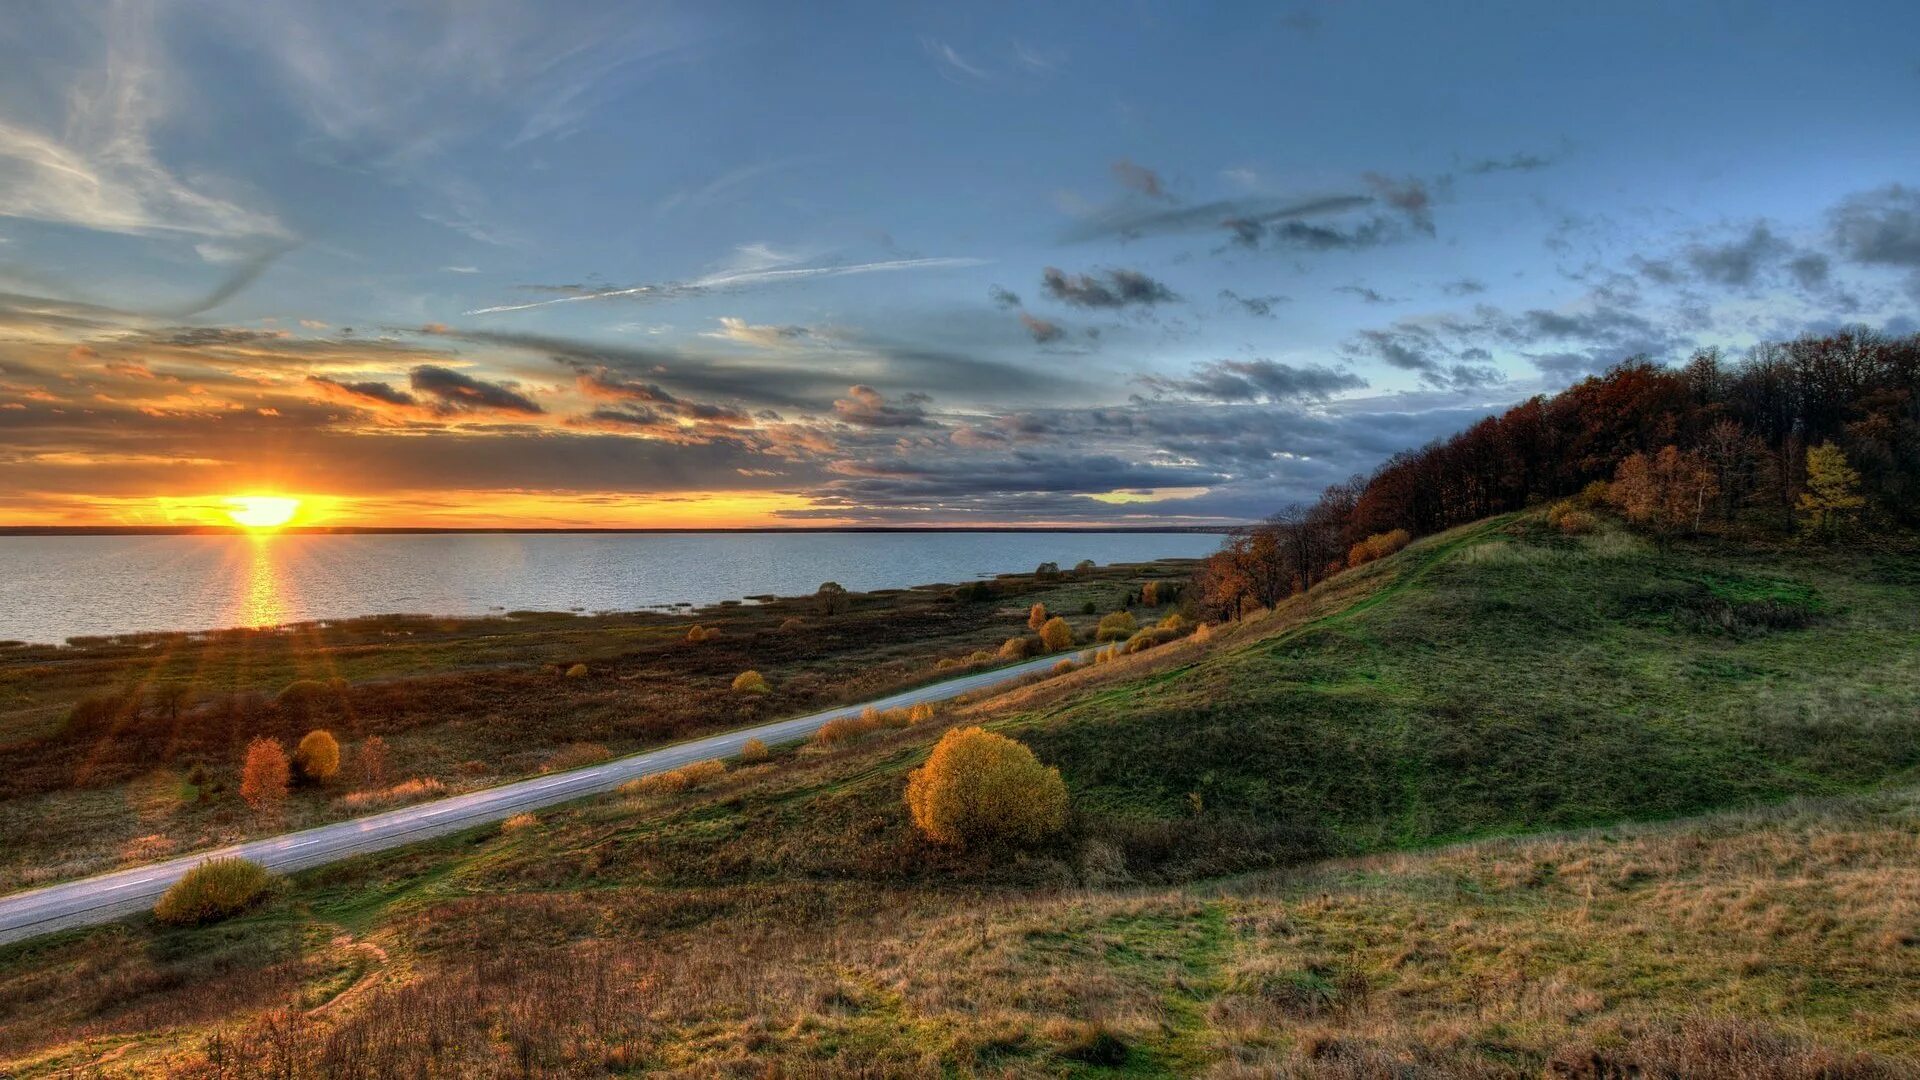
[0,531,1220,644]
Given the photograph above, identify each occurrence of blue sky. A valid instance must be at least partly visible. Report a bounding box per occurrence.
[1,1,1917,526]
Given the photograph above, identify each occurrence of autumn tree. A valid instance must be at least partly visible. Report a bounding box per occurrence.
[293,730,340,784]
[816,581,849,615]
[1610,446,1718,536]
[240,737,291,810]
[905,727,1067,849]
[355,735,390,788]
[1798,441,1866,536]
[1027,603,1048,632]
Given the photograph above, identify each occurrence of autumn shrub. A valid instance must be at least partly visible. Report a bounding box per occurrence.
[1027,603,1048,631]
[355,735,391,788]
[732,670,770,694]
[686,624,712,644]
[904,727,1068,848]
[1191,621,1214,645]
[934,657,963,671]
[564,663,589,678]
[500,813,538,834]
[275,679,331,708]
[738,737,770,764]
[339,778,445,810]
[998,635,1041,661]
[540,743,611,772]
[1038,616,1075,651]
[1094,611,1137,642]
[292,729,340,784]
[967,649,995,664]
[625,759,725,796]
[813,705,919,745]
[1051,659,1079,675]
[1347,528,1412,568]
[778,617,804,632]
[239,737,290,810]
[1556,509,1598,535]
[153,857,273,926]
[1156,612,1190,633]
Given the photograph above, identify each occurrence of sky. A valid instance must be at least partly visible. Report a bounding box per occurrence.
[1,1,1917,528]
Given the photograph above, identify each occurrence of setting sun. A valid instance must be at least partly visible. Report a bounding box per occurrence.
[224,495,301,530]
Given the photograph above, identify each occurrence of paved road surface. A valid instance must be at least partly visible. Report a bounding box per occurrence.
[0,649,1086,947]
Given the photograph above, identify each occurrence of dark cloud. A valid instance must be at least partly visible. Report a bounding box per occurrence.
[1063,193,1371,243]
[1110,158,1170,199]
[1336,284,1398,304]
[1020,312,1066,343]
[1831,185,1920,297]
[1363,173,1435,233]
[409,365,545,415]
[306,375,417,407]
[1345,324,1504,391]
[1245,216,1405,252]
[1463,150,1559,174]
[1137,358,1367,403]
[988,285,1022,308]
[1041,266,1178,308]
[1219,289,1288,317]
[1788,252,1831,290]
[833,385,931,428]
[1442,278,1486,296]
[1684,223,1789,287]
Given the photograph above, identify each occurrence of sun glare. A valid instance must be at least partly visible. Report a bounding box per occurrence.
[224,495,302,530]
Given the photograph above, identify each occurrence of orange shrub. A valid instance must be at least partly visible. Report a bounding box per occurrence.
[501,813,538,833]
[1038,616,1075,651]
[904,727,1067,848]
[293,729,340,783]
[686,624,712,644]
[240,737,290,810]
[339,777,444,810]
[998,635,1040,661]
[564,663,589,678]
[732,670,770,694]
[1556,509,1598,535]
[738,737,770,764]
[1027,603,1048,631]
[1051,659,1079,675]
[778,617,804,632]
[625,759,725,795]
[1347,528,1412,568]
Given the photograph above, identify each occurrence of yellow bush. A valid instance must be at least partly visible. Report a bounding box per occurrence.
[935,656,962,670]
[1347,528,1413,568]
[686,624,712,644]
[564,662,589,677]
[998,635,1039,661]
[1191,621,1214,645]
[1038,616,1075,651]
[153,857,273,926]
[1052,659,1079,675]
[626,758,725,796]
[909,702,935,724]
[293,729,340,783]
[1094,611,1137,642]
[904,727,1067,848]
[1156,612,1189,632]
[732,670,770,694]
[739,737,770,764]
[968,650,995,664]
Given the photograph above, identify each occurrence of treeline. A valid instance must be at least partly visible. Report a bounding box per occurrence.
[1195,328,1920,619]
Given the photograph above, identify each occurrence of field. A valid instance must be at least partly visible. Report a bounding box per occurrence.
[0,558,1192,891]
[1,514,1917,1076]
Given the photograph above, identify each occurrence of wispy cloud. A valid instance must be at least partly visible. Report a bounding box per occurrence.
[466,255,989,315]
[921,37,993,83]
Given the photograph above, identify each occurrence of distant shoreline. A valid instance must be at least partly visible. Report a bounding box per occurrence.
[0,525,1237,537]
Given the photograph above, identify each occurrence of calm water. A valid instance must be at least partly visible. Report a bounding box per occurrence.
[0,532,1220,645]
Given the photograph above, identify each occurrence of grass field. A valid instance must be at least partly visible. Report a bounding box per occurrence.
[1,513,1917,1076]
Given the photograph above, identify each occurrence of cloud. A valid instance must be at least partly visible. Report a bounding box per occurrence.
[1363,173,1435,233]
[988,285,1022,308]
[1040,266,1178,308]
[1336,285,1398,304]
[1240,215,1405,252]
[409,365,544,415]
[1138,358,1367,403]
[306,375,417,407]
[1684,223,1789,287]
[466,254,987,315]
[1063,192,1372,243]
[834,385,931,428]
[1111,159,1170,199]
[703,317,813,349]
[1020,312,1066,343]
[1463,150,1559,174]
[1788,252,1831,290]
[1345,324,1505,391]
[1442,278,1487,296]
[1219,289,1288,317]
[922,37,991,82]
[1830,184,1920,269]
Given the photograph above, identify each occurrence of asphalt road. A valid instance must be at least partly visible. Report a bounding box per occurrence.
[0,649,1087,947]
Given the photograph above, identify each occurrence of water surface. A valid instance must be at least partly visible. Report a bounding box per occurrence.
[0,531,1220,645]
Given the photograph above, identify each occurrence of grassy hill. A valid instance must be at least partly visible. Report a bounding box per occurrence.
[2,513,1918,1076]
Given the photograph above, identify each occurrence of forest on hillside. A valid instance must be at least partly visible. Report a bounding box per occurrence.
[1195,328,1920,618]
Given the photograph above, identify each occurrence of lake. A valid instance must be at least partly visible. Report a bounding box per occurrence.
[0,531,1222,645]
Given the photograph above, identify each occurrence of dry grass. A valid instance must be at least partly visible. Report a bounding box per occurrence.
[621,759,726,796]
[336,778,445,811]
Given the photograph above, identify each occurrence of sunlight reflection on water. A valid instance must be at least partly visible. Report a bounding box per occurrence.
[0,531,1219,644]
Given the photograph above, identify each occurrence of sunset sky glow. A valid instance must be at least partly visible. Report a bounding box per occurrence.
[2,2,1918,528]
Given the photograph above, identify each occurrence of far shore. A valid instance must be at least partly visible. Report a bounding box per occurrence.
[0,524,1236,537]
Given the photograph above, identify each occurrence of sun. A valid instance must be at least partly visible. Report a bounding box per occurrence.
[224,495,302,530]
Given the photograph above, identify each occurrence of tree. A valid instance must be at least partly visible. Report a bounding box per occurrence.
[293,730,340,784]
[1798,441,1866,536]
[1038,616,1075,651]
[905,727,1067,848]
[1610,446,1718,536]
[240,737,290,810]
[1027,603,1048,632]
[816,581,849,615]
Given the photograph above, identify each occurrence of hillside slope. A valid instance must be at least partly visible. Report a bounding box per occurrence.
[2,513,1918,1077]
